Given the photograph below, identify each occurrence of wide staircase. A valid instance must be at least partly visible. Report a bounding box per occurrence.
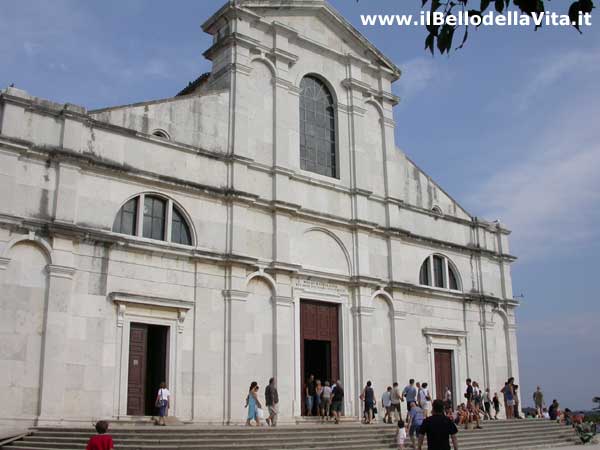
[2,419,579,450]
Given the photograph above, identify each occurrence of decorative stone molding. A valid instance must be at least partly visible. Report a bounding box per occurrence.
[110,291,194,333]
[116,304,126,328]
[46,264,76,280]
[351,306,375,317]
[222,289,249,303]
[0,256,10,270]
[274,296,293,307]
[177,310,187,334]
[479,321,495,330]
[392,310,407,321]
[422,327,467,343]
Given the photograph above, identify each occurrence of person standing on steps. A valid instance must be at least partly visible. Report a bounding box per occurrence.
[391,382,403,422]
[444,387,453,411]
[265,377,279,427]
[417,399,459,450]
[482,388,492,420]
[305,374,316,416]
[419,382,432,418]
[533,386,544,418]
[382,386,393,424]
[362,380,375,424]
[502,378,515,419]
[331,380,344,424]
[245,381,262,426]
[315,379,323,419]
[321,380,332,422]
[402,379,418,414]
[492,392,500,420]
[407,401,425,449]
[513,384,521,419]
[155,382,170,426]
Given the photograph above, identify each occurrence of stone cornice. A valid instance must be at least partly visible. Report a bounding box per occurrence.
[222,289,249,303]
[110,291,194,311]
[0,256,10,270]
[46,264,76,279]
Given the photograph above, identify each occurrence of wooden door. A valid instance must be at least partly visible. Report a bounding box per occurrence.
[127,323,148,416]
[300,300,339,414]
[434,349,454,403]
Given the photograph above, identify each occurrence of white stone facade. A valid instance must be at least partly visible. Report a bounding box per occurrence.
[0,0,519,428]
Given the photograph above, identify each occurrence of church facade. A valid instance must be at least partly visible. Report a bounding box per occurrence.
[0,0,519,428]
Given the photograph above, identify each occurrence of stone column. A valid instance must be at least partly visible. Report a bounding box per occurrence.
[37,263,75,424]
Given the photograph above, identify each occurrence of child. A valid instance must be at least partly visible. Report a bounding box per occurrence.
[396,419,407,449]
[86,421,114,450]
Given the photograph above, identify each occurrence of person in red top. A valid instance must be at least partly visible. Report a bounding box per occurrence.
[86,421,114,450]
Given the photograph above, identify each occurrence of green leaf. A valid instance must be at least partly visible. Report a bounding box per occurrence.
[437,24,456,54]
[426,22,440,36]
[480,0,491,11]
[569,1,583,32]
[425,33,435,55]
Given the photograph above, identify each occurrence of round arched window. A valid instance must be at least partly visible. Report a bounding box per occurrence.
[299,76,337,178]
[113,194,192,246]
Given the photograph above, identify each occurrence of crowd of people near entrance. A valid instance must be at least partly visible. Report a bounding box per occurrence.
[82,376,578,450]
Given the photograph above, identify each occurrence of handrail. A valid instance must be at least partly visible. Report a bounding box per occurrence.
[0,432,31,448]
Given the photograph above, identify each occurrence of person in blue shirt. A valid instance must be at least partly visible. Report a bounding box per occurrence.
[402,379,418,412]
[407,401,425,449]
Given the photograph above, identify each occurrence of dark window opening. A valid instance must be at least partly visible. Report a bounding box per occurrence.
[143,196,166,241]
[433,255,444,288]
[419,260,430,286]
[113,197,137,235]
[449,267,459,290]
[171,206,192,245]
[300,76,337,178]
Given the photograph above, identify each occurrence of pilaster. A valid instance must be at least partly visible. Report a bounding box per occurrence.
[37,263,76,424]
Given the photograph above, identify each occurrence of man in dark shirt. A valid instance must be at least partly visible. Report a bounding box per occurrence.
[305,374,316,415]
[265,377,279,426]
[331,380,344,424]
[418,399,459,450]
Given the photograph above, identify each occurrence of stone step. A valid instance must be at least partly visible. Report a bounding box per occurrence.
[8,433,576,450]
[29,420,569,435]
[4,420,578,450]
[20,426,574,442]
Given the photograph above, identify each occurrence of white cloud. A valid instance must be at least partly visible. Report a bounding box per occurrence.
[514,49,600,111]
[468,99,600,261]
[396,57,439,101]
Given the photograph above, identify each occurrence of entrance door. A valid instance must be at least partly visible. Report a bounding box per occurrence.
[127,323,169,416]
[300,300,339,415]
[434,349,454,404]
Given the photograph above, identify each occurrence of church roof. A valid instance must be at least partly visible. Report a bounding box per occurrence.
[202,0,401,79]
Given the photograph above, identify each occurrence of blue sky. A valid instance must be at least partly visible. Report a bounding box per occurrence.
[1,0,598,410]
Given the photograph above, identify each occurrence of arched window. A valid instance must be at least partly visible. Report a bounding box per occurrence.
[299,75,337,178]
[419,254,461,291]
[113,194,192,246]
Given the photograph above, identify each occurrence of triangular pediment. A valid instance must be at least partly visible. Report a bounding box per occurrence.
[204,0,400,78]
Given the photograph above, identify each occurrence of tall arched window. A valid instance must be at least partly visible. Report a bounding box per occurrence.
[113,194,193,246]
[299,75,337,178]
[419,254,461,291]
